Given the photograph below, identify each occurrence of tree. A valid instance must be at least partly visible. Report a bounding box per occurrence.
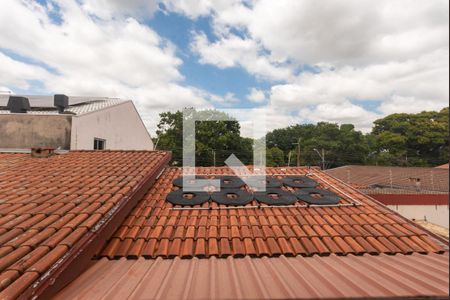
[266,122,369,168]
[266,147,285,167]
[154,109,253,166]
[154,107,449,168]
[369,107,449,166]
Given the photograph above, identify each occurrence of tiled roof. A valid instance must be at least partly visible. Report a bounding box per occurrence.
[435,163,449,169]
[0,151,170,299]
[56,253,449,300]
[99,167,446,260]
[1,155,447,299]
[326,165,449,193]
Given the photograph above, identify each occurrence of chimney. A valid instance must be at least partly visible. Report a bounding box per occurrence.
[31,147,55,158]
[7,96,30,113]
[54,94,69,113]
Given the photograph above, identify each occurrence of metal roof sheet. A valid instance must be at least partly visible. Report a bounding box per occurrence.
[55,252,449,300]
[0,96,125,115]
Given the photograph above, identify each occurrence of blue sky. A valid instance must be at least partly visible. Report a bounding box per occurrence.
[0,0,448,135]
[147,7,277,108]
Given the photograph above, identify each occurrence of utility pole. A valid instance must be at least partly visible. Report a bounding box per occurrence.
[211,150,216,167]
[389,169,393,188]
[153,137,160,150]
[321,148,325,170]
[287,151,292,167]
[431,171,434,190]
[293,138,301,167]
[313,148,326,170]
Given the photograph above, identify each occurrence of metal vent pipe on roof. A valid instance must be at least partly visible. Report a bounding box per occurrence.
[7,96,30,113]
[54,94,69,113]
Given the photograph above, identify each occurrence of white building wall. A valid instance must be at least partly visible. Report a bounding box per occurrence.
[387,205,449,228]
[70,101,153,150]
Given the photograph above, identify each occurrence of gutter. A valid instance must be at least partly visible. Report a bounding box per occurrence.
[18,151,172,300]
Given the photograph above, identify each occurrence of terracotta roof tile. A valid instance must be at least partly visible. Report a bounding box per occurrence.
[97,167,446,260]
[326,165,449,193]
[0,271,40,300]
[0,150,170,298]
[0,246,32,273]
[3,156,445,298]
[166,238,180,258]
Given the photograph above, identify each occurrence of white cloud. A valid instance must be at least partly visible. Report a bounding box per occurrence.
[191,32,293,81]
[0,0,228,134]
[299,102,380,133]
[166,0,449,131]
[160,0,213,18]
[0,1,184,87]
[224,106,297,138]
[246,88,266,103]
[266,48,448,129]
[269,48,449,111]
[378,96,448,115]
[0,52,53,91]
[1,0,448,135]
[246,0,449,66]
[223,92,240,104]
[82,0,159,19]
[161,0,249,25]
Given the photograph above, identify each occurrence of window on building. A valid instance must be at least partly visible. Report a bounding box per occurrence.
[94,138,106,150]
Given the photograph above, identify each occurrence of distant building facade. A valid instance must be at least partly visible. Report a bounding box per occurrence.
[326,165,449,228]
[0,95,153,150]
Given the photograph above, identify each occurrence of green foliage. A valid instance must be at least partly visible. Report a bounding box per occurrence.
[266,147,285,167]
[266,122,369,168]
[154,107,449,168]
[154,109,253,166]
[368,107,449,166]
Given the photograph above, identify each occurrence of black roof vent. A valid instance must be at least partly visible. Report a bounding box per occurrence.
[7,96,30,113]
[54,94,69,113]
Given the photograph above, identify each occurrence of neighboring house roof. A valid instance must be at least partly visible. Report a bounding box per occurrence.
[436,163,449,169]
[326,165,449,193]
[0,154,448,300]
[0,95,125,115]
[370,194,448,205]
[359,187,448,195]
[55,253,449,300]
[0,151,170,299]
[99,167,446,260]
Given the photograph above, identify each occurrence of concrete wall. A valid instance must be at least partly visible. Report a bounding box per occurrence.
[0,114,71,149]
[387,205,449,228]
[70,101,153,150]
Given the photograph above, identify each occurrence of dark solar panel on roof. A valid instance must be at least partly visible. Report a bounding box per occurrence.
[167,175,343,206]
